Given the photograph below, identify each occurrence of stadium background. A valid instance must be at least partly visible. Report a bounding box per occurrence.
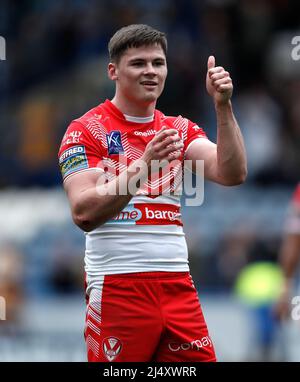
[0,0,300,361]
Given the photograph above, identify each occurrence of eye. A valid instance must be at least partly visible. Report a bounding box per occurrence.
[153,61,165,67]
[131,62,144,67]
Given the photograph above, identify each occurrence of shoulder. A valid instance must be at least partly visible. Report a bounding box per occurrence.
[157,109,202,128]
[59,104,109,156]
[157,110,187,124]
[156,110,206,142]
[73,103,109,132]
[156,110,195,130]
[61,103,110,145]
[73,103,104,124]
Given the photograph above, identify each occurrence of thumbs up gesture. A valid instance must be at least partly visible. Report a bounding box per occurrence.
[206,56,233,105]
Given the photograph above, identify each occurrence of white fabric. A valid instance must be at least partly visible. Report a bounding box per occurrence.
[84,195,189,291]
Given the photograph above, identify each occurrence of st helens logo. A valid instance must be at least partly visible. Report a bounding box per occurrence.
[103,337,122,361]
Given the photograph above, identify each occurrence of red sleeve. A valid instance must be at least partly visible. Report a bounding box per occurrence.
[58,121,104,181]
[184,119,207,152]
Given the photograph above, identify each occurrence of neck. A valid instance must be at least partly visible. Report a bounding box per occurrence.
[111,95,156,118]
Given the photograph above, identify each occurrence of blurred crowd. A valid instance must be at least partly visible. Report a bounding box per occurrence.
[0,0,300,186]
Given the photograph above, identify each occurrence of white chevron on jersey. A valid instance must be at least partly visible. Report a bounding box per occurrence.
[122,132,144,160]
[174,116,188,137]
[85,116,108,143]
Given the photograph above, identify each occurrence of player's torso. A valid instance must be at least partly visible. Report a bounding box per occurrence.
[75,101,189,281]
[76,100,186,202]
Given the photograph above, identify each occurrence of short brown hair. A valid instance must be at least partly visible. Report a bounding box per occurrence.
[108,24,167,63]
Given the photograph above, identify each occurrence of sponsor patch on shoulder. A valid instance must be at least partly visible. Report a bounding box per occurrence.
[59,145,88,178]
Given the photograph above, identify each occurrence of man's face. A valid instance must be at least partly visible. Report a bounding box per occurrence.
[109,44,168,105]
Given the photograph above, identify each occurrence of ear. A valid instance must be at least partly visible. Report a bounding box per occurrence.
[108,62,118,81]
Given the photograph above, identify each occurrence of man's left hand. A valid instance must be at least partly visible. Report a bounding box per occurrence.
[206,55,233,106]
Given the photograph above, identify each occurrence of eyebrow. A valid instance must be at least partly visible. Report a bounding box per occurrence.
[128,57,166,63]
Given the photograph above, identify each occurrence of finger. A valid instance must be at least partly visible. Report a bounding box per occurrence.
[207,55,215,71]
[161,134,181,147]
[208,66,225,77]
[156,136,183,152]
[210,72,230,81]
[217,84,233,93]
[158,137,184,153]
[213,77,232,87]
[154,128,178,141]
[155,127,176,136]
[155,125,168,135]
[159,144,183,159]
[167,151,182,161]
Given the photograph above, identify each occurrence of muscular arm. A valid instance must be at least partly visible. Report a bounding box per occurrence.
[64,127,183,232]
[64,164,143,232]
[185,56,247,186]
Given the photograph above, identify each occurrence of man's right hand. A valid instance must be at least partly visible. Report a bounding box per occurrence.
[141,126,183,168]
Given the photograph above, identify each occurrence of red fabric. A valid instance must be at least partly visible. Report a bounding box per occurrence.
[58,99,207,182]
[85,272,216,362]
[292,183,300,207]
[110,203,183,226]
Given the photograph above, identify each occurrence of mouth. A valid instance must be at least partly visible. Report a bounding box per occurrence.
[141,81,158,88]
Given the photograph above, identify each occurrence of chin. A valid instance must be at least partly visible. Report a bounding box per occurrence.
[142,92,159,103]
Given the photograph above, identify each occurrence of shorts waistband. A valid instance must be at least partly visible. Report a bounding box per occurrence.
[105,271,189,280]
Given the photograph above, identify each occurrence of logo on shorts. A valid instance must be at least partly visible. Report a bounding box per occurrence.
[106,131,124,155]
[103,337,122,361]
[168,336,213,352]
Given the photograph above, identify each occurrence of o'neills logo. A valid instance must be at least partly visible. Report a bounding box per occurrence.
[103,337,122,361]
[168,336,213,352]
[134,130,156,136]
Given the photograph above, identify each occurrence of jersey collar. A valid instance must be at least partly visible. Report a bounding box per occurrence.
[103,99,155,123]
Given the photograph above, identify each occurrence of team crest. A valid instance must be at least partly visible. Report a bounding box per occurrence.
[106,131,124,155]
[103,337,122,361]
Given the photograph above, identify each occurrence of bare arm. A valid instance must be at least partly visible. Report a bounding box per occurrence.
[64,127,183,232]
[64,165,141,232]
[185,56,247,186]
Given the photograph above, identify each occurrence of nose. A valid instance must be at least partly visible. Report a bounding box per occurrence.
[143,63,156,76]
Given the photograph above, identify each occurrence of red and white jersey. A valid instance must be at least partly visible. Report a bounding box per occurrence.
[58,100,207,293]
[285,183,300,234]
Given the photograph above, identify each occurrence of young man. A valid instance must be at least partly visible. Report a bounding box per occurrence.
[58,24,247,362]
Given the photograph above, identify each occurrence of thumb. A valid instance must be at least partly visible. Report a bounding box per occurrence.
[207,55,215,71]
